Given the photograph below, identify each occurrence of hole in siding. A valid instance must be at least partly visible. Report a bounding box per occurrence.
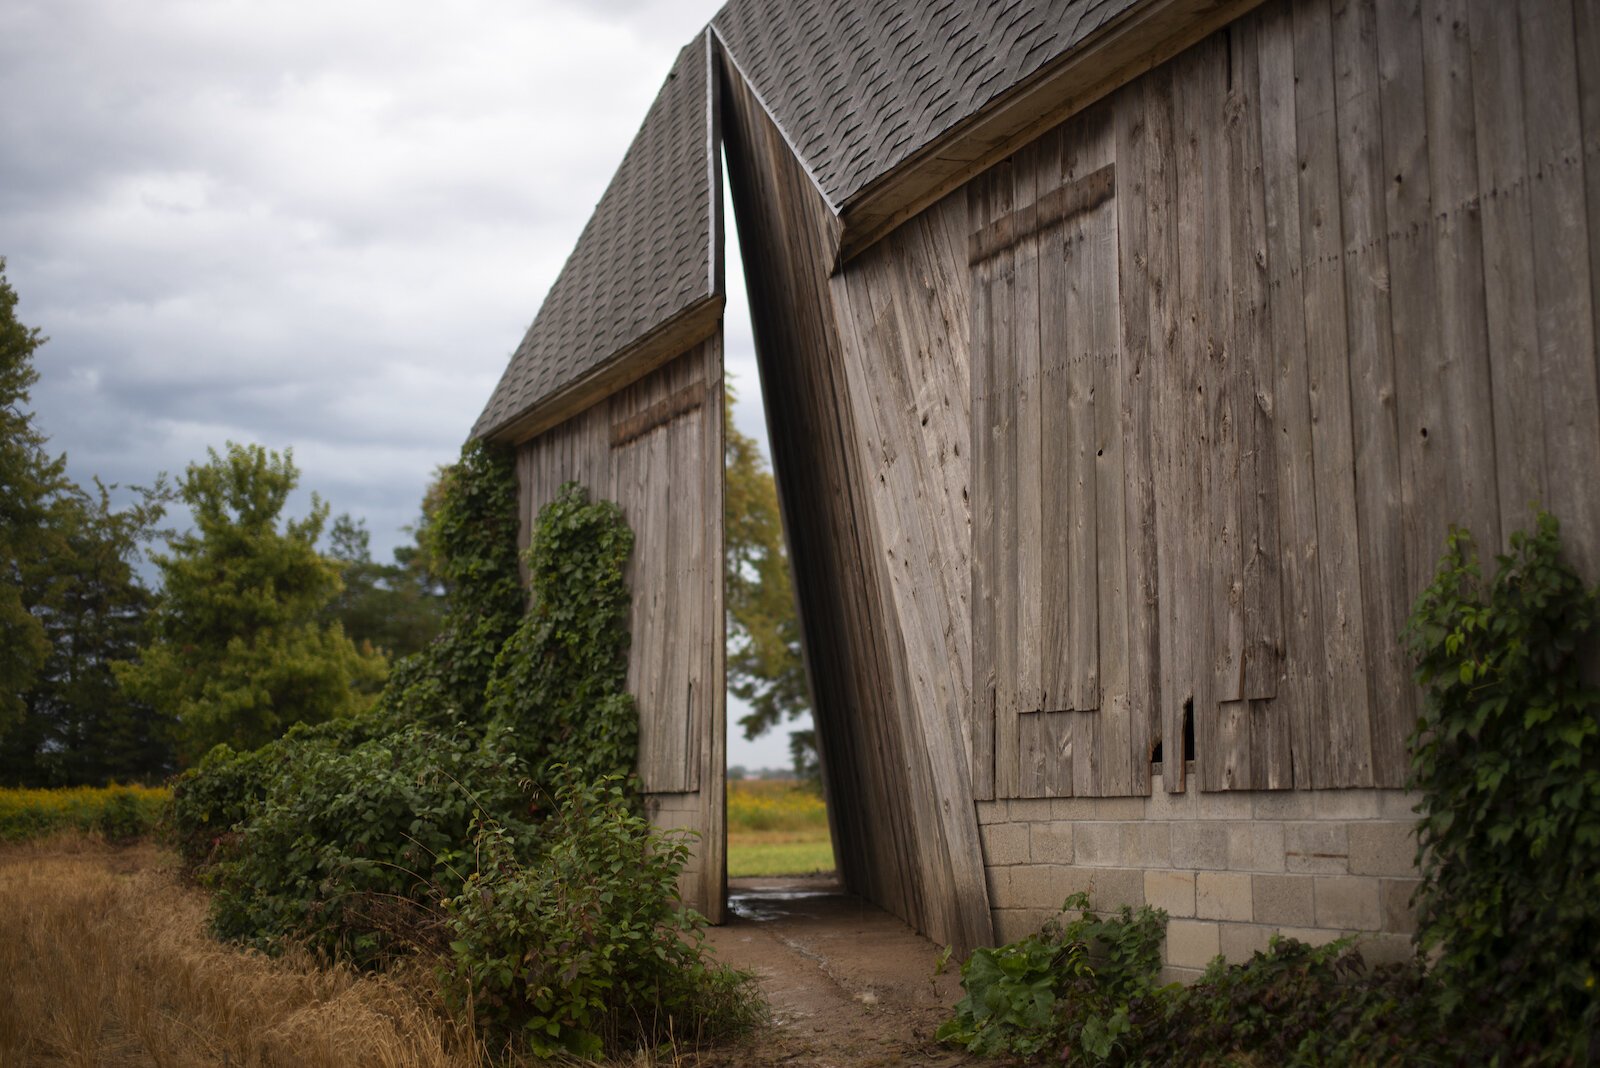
[1182,698,1196,764]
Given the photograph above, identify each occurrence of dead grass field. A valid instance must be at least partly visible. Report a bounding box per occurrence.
[0,835,514,1067]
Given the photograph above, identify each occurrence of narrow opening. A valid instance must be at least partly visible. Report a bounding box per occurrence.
[1182,697,1196,763]
[721,146,835,887]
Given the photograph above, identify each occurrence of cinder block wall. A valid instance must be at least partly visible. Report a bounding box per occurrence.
[977,771,1421,981]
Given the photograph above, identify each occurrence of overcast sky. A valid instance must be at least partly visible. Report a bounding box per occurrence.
[0,0,799,769]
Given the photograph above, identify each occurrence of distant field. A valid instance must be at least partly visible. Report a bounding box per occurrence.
[0,785,168,842]
[727,780,834,877]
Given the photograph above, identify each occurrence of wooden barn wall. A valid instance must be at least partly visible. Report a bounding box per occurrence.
[513,338,726,922]
[719,56,994,952]
[946,0,1600,801]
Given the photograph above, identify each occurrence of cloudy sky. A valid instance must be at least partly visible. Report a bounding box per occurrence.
[0,0,799,769]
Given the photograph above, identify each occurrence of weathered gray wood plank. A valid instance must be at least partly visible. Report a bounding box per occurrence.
[1258,0,1324,790]
[1333,0,1411,788]
[1295,0,1375,787]
[1115,72,1160,796]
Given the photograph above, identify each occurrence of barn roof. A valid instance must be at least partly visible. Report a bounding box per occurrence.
[471,32,718,442]
[473,0,1212,442]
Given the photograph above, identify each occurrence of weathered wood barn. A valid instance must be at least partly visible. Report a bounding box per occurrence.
[474,0,1600,968]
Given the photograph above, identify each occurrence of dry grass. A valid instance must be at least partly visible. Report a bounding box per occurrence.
[0,835,756,1068]
[0,834,500,1067]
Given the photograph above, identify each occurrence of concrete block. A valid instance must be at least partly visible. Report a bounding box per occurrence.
[1051,797,1097,820]
[1253,790,1315,820]
[975,800,1009,825]
[1219,922,1273,963]
[1165,920,1222,969]
[1356,933,1416,966]
[982,821,1031,866]
[1196,872,1254,922]
[1144,870,1196,918]
[1146,782,1195,821]
[1074,822,1121,867]
[1348,822,1418,877]
[1314,876,1382,931]
[1171,823,1230,870]
[1227,821,1286,872]
[1196,790,1254,820]
[1095,796,1147,820]
[1085,867,1145,911]
[1009,799,1052,821]
[1314,790,1380,820]
[1120,823,1172,868]
[1158,964,1205,986]
[1285,822,1350,874]
[986,865,1011,903]
[1253,874,1314,926]
[1377,790,1423,820]
[1030,821,1074,864]
[1276,926,1342,948]
[992,908,1051,943]
[1010,864,1091,910]
[1379,878,1421,935]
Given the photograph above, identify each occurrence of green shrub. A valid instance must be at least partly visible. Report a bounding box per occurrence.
[938,893,1167,1060]
[1403,511,1600,1063]
[443,773,758,1058]
[168,741,276,868]
[206,724,535,965]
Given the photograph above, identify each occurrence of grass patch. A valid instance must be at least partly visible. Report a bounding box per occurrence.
[727,781,834,877]
[0,784,168,842]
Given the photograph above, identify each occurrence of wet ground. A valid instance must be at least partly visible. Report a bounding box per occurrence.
[698,876,977,1067]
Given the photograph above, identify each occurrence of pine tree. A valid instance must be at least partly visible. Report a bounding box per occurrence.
[115,443,386,760]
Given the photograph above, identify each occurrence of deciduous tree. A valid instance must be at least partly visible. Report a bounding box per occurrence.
[116,443,385,760]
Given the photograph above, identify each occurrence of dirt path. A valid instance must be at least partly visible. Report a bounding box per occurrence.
[696,877,977,1068]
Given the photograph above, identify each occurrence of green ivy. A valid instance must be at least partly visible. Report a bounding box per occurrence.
[484,481,637,787]
[1402,511,1600,1062]
[373,440,523,732]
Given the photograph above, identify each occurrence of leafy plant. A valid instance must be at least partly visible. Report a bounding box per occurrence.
[1403,511,1600,1063]
[443,773,759,1058]
[484,481,637,785]
[938,892,1168,1059]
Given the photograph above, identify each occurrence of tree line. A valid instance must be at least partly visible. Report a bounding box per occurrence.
[1,258,812,786]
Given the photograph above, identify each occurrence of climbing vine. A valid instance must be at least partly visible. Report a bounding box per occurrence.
[1403,510,1600,1062]
[485,481,638,785]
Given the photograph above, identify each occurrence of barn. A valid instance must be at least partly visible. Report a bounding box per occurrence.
[472,0,1600,972]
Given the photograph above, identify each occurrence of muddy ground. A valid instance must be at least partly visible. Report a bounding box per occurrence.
[696,877,977,1068]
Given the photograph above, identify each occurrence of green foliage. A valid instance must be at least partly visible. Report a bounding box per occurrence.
[115,443,386,760]
[484,481,636,784]
[938,893,1168,1060]
[322,513,447,662]
[202,723,534,965]
[723,385,815,778]
[374,441,522,731]
[1,478,175,786]
[0,258,65,738]
[166,740,278,869]
[443,774,759,1058]
[1402,511,1600,1062]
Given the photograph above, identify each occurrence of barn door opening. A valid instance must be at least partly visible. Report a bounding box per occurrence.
[721,147,836,884]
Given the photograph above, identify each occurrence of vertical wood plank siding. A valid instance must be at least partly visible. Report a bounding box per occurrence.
[514,338,725,922]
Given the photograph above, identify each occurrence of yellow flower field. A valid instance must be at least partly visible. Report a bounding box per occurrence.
[0,784,169,841]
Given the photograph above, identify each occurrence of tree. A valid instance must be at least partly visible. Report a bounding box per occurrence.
[323,511,447,661]
[0,479,174,785]
[0,258,64,737]
[723,385,816,778]
[115,443,385,760]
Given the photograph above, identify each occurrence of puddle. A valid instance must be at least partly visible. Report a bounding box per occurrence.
[728,886,837,922]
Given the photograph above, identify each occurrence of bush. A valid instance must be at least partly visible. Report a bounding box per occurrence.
[444,774,759,1058]
[1404,511,1600,1063]
[168,742,276,868]
[204,723,535,966]
[0,783,167,842]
